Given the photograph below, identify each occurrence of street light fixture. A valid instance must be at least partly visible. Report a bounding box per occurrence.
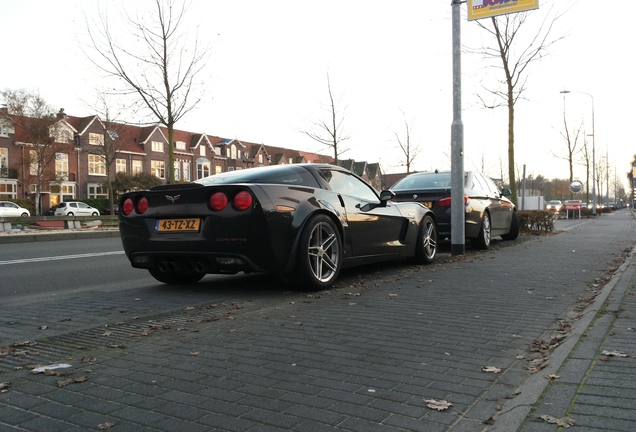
[560,90,596,216]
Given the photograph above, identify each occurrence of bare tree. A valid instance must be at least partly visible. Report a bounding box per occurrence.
[554,112,583,198]
[301,73,350,164]
[579,135,592,204]
[470,7,565,205]
[1,89,61,215]
[84,0,210,184]
[391,110,421,174]
[90,91,126,215]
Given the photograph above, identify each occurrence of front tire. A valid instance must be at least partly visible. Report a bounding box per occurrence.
[291,214,342,290]
[148,269,205,285]
[411,214,437,264]
[92,212,99,216]
[471,211,491,250]
[501,211,519,241]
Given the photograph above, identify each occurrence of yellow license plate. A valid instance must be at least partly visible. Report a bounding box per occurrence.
[421,201,433,208]
[156,218,201,232]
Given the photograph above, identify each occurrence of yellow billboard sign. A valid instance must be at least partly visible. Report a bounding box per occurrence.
[468,0,539,21]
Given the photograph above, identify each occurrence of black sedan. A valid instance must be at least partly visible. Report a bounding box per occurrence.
[118,163,438,290]
[390,170,518,249]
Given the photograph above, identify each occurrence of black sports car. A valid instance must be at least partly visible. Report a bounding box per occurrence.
[390,170,519,249]
[118,163,438,290]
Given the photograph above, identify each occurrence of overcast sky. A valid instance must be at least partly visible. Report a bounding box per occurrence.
[3,0,634,194]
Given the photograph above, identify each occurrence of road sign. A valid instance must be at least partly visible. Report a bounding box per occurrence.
[468,0,539,21]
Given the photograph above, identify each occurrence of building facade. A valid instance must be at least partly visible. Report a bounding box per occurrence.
[0,108,383,213]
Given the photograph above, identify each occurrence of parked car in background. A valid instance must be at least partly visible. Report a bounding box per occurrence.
[0,201,30,217]
[118,163,438,290]
[546,200,563,212]
[103,204,119,215]
[54,202,100,216]
[390,170,518,249]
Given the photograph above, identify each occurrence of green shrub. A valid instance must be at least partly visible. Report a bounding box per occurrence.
[518,210,555,233]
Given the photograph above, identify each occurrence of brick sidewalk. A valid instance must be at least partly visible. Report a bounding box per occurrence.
[1,211,635,431]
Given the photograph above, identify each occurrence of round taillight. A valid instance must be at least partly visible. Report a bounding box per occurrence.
[233,191,253,211]
[137,197,149,214]
[209,192,228,211]
[122,198,134,216]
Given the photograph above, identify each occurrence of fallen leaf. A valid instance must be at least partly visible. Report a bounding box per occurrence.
[38,326,48,330]
[482,366,502,373]
[82,356,97,363]
[483,415,495,425]
[0,382,10,391]
[98,422,115,430]
[189,351,200,356]
[424,398,453,411]
[140,329,150,336]
[102,331,113,337]
[57,376,88,388]
[538,415,575,427]
[388,294,398,298]
[545,374,560,380]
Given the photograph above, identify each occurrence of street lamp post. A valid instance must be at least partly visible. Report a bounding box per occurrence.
[560,90,596,216]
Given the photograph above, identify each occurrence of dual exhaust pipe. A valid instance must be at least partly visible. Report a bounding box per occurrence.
[157,260,206,274]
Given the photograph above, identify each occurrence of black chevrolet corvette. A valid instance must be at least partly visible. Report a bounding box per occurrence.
[118,163,437,290]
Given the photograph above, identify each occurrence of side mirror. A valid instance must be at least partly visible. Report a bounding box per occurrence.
[379,189,395,204]
[501,188,511,197]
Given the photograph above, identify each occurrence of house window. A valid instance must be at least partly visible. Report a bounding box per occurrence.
[88,154,106,175]
[197,161,210,179]
[151,160,165,179]
[226,147,231,158]
[174,161,181,181]
[151,141,164,152]
[0,125,9,137]
[183,161,190,181]
[29,150,38,175]
[52,128,71,143]
[0,148,8,178]
[238,149,242,159]
[199,145,206,156]
[116,158,126,173]
[0,180,17,200]
[55,153,69,179]
[215,165,222,174]
[88,183,108,198]
[230,144,237,159]
[214,147,221,156]
[175,141,186,150]
[132,160,143,175]
[258,154,263,164]
[89,133,104,145]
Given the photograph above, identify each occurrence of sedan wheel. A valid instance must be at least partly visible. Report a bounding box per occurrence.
[292,214,342,290]
[472,211,491,249]
[412,214,437,264]
[501,211,519,240]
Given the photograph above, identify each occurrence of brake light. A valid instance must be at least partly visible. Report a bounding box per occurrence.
[122,198,134,216]
[233,191,253,211]
[437,195,469,207]
[209,192,228,211]
[137,197,149,214]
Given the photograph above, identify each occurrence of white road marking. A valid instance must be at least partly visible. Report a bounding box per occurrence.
[0,251,125,266]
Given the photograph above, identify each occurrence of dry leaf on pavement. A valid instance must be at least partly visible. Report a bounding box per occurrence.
[538,415,575,427]
[98,422,115,430]
[424,399,453,411]
[482,366,502,373]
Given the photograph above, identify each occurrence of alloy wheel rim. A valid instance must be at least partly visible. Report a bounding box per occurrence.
[308,222,339,283]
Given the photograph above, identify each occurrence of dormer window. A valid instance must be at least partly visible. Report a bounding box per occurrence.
[175,140,186,150]
[151,141,164,152]
[89,133,104,145]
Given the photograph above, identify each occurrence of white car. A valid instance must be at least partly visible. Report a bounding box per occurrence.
[54,201,100,216]
[0,201,31,217]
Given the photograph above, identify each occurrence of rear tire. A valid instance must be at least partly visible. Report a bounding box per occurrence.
[501,212,519,241]
[411,214,437,264]
[471,211,491,250]
[148,269,205,285]
[291,214,342,291]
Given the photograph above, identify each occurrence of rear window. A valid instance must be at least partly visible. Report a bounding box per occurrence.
[196,166,320,188]
[392,172,452,190]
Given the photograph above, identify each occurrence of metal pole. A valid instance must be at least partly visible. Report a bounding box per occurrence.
[450,0,465,255]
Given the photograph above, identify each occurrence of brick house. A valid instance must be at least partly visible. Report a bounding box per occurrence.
[1,108,387,213]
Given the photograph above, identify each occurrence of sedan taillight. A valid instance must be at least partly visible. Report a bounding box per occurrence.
[209,192,228,211]
[137,197,149,214]
[233,191,253,211]
[437,195,469,207]
[122,198,134,216]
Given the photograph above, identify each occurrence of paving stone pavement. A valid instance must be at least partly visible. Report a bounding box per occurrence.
[1,210,635,431]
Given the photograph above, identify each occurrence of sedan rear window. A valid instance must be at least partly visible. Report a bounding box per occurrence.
[393,172,452,189]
